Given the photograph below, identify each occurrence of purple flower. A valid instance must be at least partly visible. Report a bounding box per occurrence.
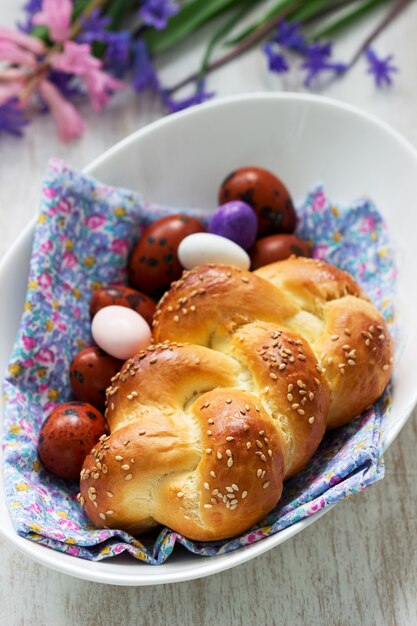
[161,80,214,113]
[17,0,43,33]
[263,42,289,74]
[78,9,110,44]
[139,0,179,30]
[365,48,397,87]
[274,19,305,51]
[301,46,346,87]
[47,69,82,100]
[0,97,29,137]
[104,31,132,75]
[132,40,159,91]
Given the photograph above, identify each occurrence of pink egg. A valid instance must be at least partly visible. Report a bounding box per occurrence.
[91,305,152,360]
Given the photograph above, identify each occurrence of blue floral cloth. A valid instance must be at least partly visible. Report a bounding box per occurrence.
[2,159,397,564]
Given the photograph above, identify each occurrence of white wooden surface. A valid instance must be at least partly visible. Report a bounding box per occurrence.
[1,2,417,625]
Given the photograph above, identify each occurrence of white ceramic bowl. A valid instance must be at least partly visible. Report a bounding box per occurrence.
[1,93,417,586]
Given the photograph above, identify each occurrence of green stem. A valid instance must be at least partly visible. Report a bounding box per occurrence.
[225,0,297,46]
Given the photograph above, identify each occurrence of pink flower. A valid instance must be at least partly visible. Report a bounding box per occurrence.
[313,245,328,260]
[0,27,46,55]
[21,358,35,368]
[51,41,101,75]
[0,40,37,68]
[59,518,79,531]
[40,239,54,253]
[22,335,36,351]
[312,190,327,212]
[36,348,55,364]
[63,251,77,268]
[39,271,52,289]
[0,80,25,105]
[33,0,72,43]
[56,198,72,213]
[84,69,125,111]
[111,238,130,254]
[38,79,85,142]
[43,187,56,199]
[85,214,106,229]
[360,215,376,233]
[67,546,81,556]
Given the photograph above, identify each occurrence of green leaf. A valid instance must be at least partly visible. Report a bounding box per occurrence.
[103,0,137,29]
[144,0,247,55]
[291,0,332,22]
[198,0,257,78]
[311,0,389,40]
[224,0,297,46]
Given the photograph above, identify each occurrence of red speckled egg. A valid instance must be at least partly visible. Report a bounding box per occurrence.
[218,167,296,237]
[250,234,311,270]
[90,285,156,325]
[128,214,206,295]
[38,402,106,480]
[70,347,123,411]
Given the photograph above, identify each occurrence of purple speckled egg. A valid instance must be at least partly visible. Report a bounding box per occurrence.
[208,201,258,250]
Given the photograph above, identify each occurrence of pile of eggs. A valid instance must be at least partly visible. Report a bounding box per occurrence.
[38,166,311,480]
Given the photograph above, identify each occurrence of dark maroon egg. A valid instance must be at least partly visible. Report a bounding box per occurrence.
[90,285,156,325]
[70,347,123,411]
[128,214,206,295]
[250,234,311,270]
[218,167,296,237]
[37,402,106,480]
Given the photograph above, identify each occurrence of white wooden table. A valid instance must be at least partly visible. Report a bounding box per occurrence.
[1,2,417,624]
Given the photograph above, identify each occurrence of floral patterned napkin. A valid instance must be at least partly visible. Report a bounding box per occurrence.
[2,159,397,564]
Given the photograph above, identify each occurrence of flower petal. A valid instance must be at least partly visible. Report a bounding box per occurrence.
[38,79,85,142]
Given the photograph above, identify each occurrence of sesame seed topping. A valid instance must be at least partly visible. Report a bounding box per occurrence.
[115,456,123,461]
[217,451,222,460]
[226,398,232,404]
[382,364,390,371]
[121,464,130,470]
[242,491,248,499]
[241,276,249,283]
[264,386,270,394]
[99,513,106,520]
[309,392,315,401]
[173,316,179,323]
[204,482,210,490]
[210,471,217,478]
[230,499,238,505]
[256,440,263,449]
[297,408,305,415]
[184,515,191,520]
[208,418,214,424]
[365,339,371,346]
[177,492,184,498]
[212,489,219,495]
[226,449,232,457]
[260,454,267,463]
[149,357,157,364]
[226,486,234,493]
[348,359,356,366]
[287,393,294,402]
[246,442,252,450]
[292,403,300,410]
[269,372,278,380]
[106,491,113,498]
[309,416,315,424]
[125,474,133,481]
[298,355,306,361]
[257,469,262,477]
[263,482,270,489]
[331,335,339,341]
[207,430,212,436]
[227,458,233,468]
[211,498,217,505]
[245,404,251,411]
[206,448,212,454]
[344,328,351,335]
[244,424,250,431]
[203,504,212,509]
[226,436,234,442]
[259,430,265,435]
[268,449,273,458]
[279,363,286,370]
[139,429,146,435]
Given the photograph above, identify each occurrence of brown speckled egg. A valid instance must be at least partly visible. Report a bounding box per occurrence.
[70,347,123,411]
[128,214,206,295]
[219,167,296,237]
[89,284,156,325]
[38,402,106,480]
[250,234,311,270]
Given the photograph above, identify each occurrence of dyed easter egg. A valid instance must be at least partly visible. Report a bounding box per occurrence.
[91,305,152,360]
[218,167,296,237]
[178,233,250,271]
[70,347,123,411]
[89,285,156,326]
[128,214,206,295]
[38,402,106,480]
[208,201,258,250]
[250,234,311,270]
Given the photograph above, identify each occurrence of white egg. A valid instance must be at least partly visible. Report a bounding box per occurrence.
[178,233,250,271]
[91,305,152,361]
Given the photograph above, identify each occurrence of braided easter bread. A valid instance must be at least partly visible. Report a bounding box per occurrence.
[79,257,393,541]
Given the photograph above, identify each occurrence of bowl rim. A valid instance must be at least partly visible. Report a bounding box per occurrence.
[1,91,416,586]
